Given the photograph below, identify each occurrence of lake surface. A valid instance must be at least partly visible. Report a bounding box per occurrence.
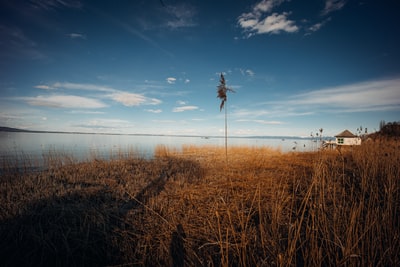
[0,132,317,168]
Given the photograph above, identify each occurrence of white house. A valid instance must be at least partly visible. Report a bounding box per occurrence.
[335,129,361,146]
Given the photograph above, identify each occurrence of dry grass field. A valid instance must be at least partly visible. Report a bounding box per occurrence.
[0,138,399,266]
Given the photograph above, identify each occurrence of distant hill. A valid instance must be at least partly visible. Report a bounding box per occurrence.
[0,126,32,133]
[0,127,80,135]
[0,126,62,134]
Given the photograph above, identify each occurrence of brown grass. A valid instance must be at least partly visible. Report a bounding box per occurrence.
[0,140,399,266]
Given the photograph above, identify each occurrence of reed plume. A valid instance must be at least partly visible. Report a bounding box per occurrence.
[217,73,235,111]
[217,73,235,161]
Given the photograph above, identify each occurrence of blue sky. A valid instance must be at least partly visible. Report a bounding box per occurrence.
[1,0,399,137]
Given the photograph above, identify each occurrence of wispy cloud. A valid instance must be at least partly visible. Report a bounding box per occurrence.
[67,33,86,39]
[34,85,54,90]
[249,78,400,119]
[252,12,298,34]
[321,0,346,16]
[166,77,177,84]
[240,68,255,77]
[286,78,400,112]
[309,22,323,32]
[176,100,187,105]
[67,110,105,114]
[30,82,163,108]
[252,0,285,13]
[165,4,197,29]
[238,0,298,37]
[145,109,162,113]
[30,0,82,10]
[51,82,114,92]
[165,76,191,85]
[172,106,199,112]
[0,25,45,60]
[304,18,331,36]
[93,8,174,58]
[24,95,107,109]
[109,92,161,106]
[119,22,168,55]
[0,112,26,122]
[245,69,255,76]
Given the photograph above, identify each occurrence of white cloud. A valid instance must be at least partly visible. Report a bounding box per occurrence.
[239,68,255,77]
[251,12,298,34]
[110,92,146,106]
[184,79,190,84]
[286,78,400,112]
[145,109,162,113]
[238,0,298,36]
[172,105,199,112]
[150,98,162,105]
[35,82,162,107]
[52,82,114,92]
[304,18,331,36]
[321,0,346,16]
[167,77,176,84]
[67,33,86,39]
[309,22,323,32]
[176,100,187,105]
[246,69,255,76]
[34,85,54,90]
[254,0,285,13]
[24,95,107,109]
[110,92,161,106]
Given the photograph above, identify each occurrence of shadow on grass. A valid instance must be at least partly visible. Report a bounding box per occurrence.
[0,157,204,267]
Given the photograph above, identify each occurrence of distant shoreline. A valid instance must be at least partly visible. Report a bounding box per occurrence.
[0,126,332,140]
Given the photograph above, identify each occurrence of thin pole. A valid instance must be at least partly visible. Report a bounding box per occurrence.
[225,102,228,162]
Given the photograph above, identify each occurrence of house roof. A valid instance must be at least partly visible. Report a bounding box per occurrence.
[335,129,357,138]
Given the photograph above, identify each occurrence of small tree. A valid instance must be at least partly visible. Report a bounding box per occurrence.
[217,73,235,161]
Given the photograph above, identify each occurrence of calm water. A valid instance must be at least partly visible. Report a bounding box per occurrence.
[0,132,315,168]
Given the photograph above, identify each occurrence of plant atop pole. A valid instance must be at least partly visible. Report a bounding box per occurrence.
[217,73,235,161]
